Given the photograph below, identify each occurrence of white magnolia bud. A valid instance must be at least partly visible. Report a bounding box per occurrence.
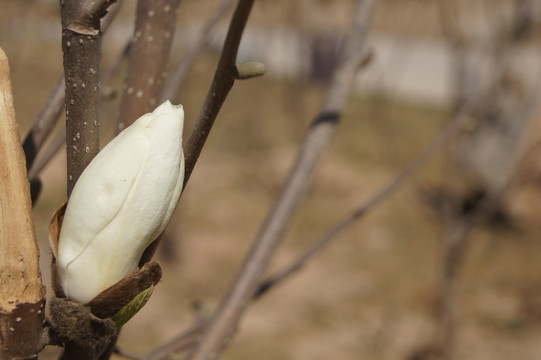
[57,101,185,304]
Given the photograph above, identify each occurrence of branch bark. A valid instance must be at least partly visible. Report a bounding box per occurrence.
[147,89,466,360]
[0,47,45,360]
[61,0,116,196]
[59,2,116,358]
[23,3,121,178]
[183,0,257,187]
[116,0,182,132]
[27,36,131,181]
[160,0,236,102]
[187,1,375,359]
[255,102,471,298]
[23,77,65,171]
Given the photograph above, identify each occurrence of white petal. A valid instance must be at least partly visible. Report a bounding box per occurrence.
[57,101,184,303]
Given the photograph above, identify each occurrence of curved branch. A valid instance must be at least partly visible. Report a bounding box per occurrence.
[161,0,236,102]
[116,0,182,132]
[182,0,256,187]
[187,1,375,359]
[23,3,121,174]
[255,101,474,298]
[27,36,131,182]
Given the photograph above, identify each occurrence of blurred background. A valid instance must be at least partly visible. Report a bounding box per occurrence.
[2,0,541,359]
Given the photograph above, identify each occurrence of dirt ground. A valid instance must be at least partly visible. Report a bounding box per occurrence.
[2,1,541,359]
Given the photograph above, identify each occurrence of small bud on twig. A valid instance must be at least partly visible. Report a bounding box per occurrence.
[233,61,266,80]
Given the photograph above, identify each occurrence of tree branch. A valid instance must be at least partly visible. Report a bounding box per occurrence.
[23,77,65,171]
[187,1,375,359]
[0,47,45,360]
[59,1,116,358]
[61,0,116,196]
[116,0,182,132]
[161,0,236,102]
[146,86,467,360]
[182,0,257,187]
[255,100,474,298]
[27,36,131,182]
[144,319,209,360]
[23,3,121,175]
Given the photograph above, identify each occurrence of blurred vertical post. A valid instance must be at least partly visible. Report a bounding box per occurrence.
[0,47,45,359]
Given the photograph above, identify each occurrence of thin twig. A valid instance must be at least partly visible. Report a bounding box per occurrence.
[27,130,65,180]
[145,97,469,360]
[27,37,131,181]
[255,100,473,298]
[23,3,121,173]
[145,320,209,360]
[23,77,65,170]
[101,40,132,92]
[187,1,375,359]
[161,0,236,102]
[182,0,258,187]
[61,0,117,196]
[116,0,182,132]
[428,3,540,359]
[436,190,502,360]
[114,347,145,360]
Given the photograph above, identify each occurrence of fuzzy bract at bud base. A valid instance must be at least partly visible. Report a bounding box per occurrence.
[57,101,185,304]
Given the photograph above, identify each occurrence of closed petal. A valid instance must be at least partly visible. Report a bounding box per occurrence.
[57,101,184,303]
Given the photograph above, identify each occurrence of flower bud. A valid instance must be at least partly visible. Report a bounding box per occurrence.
[57,101,185,304]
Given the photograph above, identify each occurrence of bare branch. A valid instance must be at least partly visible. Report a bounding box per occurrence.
[148,96,461,355]
[255,100,474,298]
[23,3,121,174]
[116,0,182,132]
[115,346,145,360]
[0,47,45,360]
[23,78,65,170]
[61,0,117,196]
[59,1,116,358]
[161,0,236,102]
[183,0,256,187]
[27,37,131,182]
[27,130,65,180]
[145,320,209,360]
[187,1,375,359]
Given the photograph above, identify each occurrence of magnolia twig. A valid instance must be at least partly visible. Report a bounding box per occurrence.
[116,0,182,132]
[145,320,209,360]
[182,0,259,187]
[23,77,65,170]
[161,0,236,102]
[23,3,121,174]
[59,1,116,358]
[435,189,502,360]
[27,37,131,182]
[61,0,117,196]
[114,346,145,360]
[255,100,473,298]
[28,130,65,180]
[146,93,465,360]
[187,1,375,359]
